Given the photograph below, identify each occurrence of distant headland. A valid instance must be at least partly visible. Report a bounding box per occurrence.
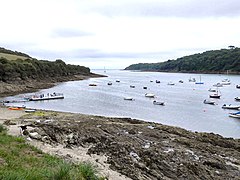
[125,47,240,74]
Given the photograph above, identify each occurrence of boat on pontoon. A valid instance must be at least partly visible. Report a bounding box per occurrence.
[29,93,64,101]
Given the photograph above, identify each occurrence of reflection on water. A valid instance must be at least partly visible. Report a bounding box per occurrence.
[3,70,240,138]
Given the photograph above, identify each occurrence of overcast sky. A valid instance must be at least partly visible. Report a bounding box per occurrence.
[1,0,240,69]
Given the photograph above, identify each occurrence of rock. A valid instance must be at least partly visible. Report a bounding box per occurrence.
[3,120,16,125]
[29,132,41,140]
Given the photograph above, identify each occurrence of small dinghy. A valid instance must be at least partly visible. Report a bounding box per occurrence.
[203,99,215,105]
[229,111,240,118]
[153,100,165,106]
[124,97,134,101]
[222,104,240,110]
[145,93,155,98]
[235,97,240,101]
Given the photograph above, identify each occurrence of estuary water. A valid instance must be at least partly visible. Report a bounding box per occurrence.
[3,70,240,138]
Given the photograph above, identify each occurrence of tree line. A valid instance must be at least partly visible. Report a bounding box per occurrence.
[0,57,90,82]
[125,48,240,74]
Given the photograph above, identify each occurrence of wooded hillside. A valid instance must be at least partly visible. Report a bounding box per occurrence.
[125,48,240,74]
[0,48,90,82]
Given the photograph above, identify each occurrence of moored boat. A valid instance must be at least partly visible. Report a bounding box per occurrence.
[167,82,175,85]
[222,104,240,110]
[209,89,221,99]
[203,99,215,105]
[235,97,240,101]
[145,93,155,98]
[153,100,165,106]
[124,97,134,101]
[229,111,240,118]
[89,83,97,86]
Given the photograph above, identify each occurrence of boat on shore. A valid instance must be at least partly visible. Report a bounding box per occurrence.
[29,93,64,101]
[222,104,240,110]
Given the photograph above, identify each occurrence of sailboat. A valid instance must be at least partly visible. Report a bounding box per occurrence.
[195,75,204,84]
[209,88,221,98]
[221,70,231,85]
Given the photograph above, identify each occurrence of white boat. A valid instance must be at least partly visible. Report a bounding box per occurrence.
[130,85,135,88]
[203,99,215,105]
[29,93,64,101]
[222,104,240,110]
[235,97,240,101]
[179,80,183,83]
[208,88,217,92]
[229,111,240,118]
[124,97,134,101]
[155,80,160,83]
[25,109,36,113]
[222,78,231,85]
[116,80,120,83]
[107,82,112,85]
[213,83,223,87]
[209,89,221,99]
[153,100,165,105]
[236,85,240,89]
[145,93,155,98]
[143,86,147,89]
[167,82,175,85]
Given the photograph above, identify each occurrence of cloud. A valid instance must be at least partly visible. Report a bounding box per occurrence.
[91,0,240,18]
[51,29,94,38]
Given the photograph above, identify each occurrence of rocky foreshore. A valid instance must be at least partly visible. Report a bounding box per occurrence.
[2,110,239,180]
[0,73,105,97]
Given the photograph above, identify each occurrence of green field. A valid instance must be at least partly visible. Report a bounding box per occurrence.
[0,52,30,60]
[0,124,103,180]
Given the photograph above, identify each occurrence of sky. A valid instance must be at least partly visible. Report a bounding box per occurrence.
[1,0,240,69]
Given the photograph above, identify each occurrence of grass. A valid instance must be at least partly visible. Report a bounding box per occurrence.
[0,53,30,61]
[0,124,104,180]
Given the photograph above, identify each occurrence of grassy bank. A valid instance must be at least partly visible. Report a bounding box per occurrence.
[0,124,104,180]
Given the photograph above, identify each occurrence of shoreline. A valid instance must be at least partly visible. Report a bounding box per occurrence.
[124,69,240,75]
[1,106,240,179]
[0,73,106,98]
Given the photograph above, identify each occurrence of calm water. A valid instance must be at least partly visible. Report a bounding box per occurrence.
[3,70,240,138]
